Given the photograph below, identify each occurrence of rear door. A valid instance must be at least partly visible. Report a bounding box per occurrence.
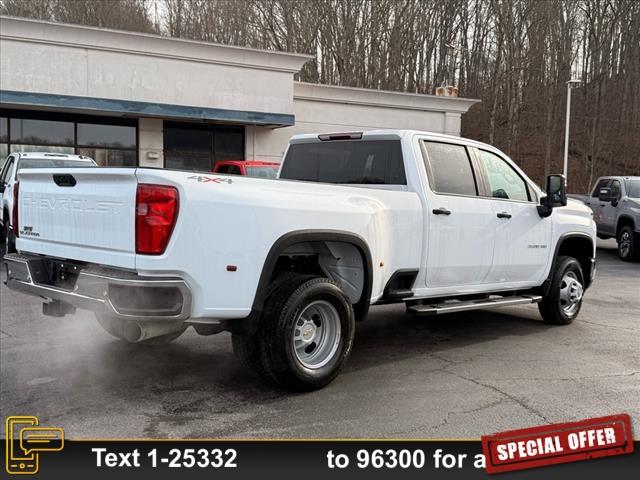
[17,168,138,268]
[420,140,496,288]
[474,148,551,284]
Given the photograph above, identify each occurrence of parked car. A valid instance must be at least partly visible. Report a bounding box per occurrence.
[583,176,640,261]
[3,130,596,390]
[213,160,280,179]
[0,152,97,252]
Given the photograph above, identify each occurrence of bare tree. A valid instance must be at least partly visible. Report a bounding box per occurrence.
[3,0,639,190]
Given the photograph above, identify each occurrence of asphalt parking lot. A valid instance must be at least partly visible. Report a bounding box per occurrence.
[1,239,638,439]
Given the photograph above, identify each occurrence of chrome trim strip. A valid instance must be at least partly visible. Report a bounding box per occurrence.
[408,295,542,315]
[3,253,191,320]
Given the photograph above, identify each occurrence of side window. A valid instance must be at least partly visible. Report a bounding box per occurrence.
[477,149,530,202]
[422,141,477,196]
[610,180,621,200]
[216,165,230,174]
[591,179,610,197]
[1,157,14,185]
[228,165,242,175]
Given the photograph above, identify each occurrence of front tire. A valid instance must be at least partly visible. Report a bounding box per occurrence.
[538,256,584,325]
[234,275,355,391]
[617,225,639,261]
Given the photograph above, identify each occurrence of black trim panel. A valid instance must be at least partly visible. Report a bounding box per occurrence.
[230,230,374,335]
[380,268,419,302]
[541,232,595,295]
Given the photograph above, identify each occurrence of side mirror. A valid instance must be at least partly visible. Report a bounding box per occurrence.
[598,187,617,204]
[537,174,567,217]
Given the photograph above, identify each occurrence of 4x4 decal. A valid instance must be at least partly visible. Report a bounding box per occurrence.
[187,175,233,184]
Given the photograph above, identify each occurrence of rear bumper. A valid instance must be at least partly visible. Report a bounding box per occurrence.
[3,253,191,321]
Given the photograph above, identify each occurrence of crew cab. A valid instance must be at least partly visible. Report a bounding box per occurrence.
[0,152,97,252]
[583,176,640,261]
[3,130,596,390]
[213,160,280,179]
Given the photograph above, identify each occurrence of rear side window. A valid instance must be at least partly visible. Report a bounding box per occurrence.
[280,140,406,185]
[422,141,477,196]
[626,180,640,198]
[247,166,278,179]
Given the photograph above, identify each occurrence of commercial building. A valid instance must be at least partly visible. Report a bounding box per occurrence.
[0,16,479,170]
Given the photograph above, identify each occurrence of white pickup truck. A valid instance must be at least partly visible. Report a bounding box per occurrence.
[3,130,596,390]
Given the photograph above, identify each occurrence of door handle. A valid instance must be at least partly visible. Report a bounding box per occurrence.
[497,212,512,219]
[432,208,451,216]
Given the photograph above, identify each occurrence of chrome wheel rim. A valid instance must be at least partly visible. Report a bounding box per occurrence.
[292,300,341,369]
[619,231,631,258]
[559,271,583,316]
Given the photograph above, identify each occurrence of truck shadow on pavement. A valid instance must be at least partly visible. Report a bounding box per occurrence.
[90,303,554,401]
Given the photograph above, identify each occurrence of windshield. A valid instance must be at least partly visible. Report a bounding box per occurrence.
[626,180,640,198]
[19,159,97,169]
[246,166,278,179]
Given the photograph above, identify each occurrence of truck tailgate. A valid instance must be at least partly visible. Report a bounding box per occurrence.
[17,168,138,269]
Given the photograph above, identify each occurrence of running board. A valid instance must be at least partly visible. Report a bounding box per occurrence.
[407,295,542,316]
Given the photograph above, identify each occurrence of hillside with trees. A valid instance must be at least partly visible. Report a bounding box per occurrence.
[2,0,639,191]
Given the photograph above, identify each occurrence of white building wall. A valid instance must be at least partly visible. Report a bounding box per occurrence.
[1,17,480,168]
[0,17,310,117]
[246,83,479,162]
[138,118,164,167]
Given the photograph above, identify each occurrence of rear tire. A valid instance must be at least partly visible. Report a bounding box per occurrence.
[95,314,186,345]
[617,225,639,262]
[232,273,313,380]
[3,210,16,253]
[5,226,16,253]
[234,275,355,391]
[538,256,584,325]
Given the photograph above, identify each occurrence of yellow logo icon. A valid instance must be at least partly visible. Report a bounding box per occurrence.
[5,416,64,475]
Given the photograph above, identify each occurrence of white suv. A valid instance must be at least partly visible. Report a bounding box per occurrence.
[0,152,96,251]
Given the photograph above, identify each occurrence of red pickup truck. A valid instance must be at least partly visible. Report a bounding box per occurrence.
[213,160,279,179]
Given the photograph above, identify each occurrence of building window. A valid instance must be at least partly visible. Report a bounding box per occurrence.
[10,118,74,145]
[77,148,137,167]
[0,110,137,167]
[77,123,136,149]
[77,122,137,167]
[164,122,244,172]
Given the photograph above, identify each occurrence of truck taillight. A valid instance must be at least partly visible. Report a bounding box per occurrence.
[12,181,19,237]
[135,184,179,255]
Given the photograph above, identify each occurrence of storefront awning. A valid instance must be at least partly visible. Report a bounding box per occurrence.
[0,90,295,127]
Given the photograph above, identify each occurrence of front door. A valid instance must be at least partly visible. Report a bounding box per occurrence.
[474,148,551,284]
[599,179,621,236]
[421,141,496,288]
[585,178,610,236]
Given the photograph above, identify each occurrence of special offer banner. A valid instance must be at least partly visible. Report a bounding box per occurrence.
[3,414,639,479]
[482,414,634,473]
